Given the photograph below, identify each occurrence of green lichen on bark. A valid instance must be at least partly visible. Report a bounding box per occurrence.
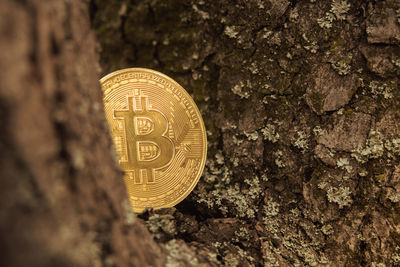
[92,0,400,265]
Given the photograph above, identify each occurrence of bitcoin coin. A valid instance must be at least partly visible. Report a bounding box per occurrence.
[100,68,207,212]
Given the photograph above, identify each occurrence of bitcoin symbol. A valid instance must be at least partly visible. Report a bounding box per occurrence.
[114,95,174,184]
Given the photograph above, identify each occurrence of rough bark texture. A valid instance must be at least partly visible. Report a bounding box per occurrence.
[92,0,400,266]
[0,0,165,266]
[2,0,400,266]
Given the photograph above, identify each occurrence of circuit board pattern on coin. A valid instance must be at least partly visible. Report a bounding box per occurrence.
[100,68,207,212]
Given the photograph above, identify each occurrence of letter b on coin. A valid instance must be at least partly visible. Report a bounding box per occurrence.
[114,95,174,184]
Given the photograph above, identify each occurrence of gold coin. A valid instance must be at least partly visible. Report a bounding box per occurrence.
[100,68,207,212]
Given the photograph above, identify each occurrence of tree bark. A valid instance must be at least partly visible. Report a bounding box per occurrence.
[2,0,400,266]
[92,0,400,266]
[0,1,165,266]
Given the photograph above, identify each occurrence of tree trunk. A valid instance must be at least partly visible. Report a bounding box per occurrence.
[2,0,400,266]
[92,0,400,266]
[0,1,165,266]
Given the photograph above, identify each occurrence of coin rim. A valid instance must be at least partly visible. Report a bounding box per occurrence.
[100,67,207,211]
